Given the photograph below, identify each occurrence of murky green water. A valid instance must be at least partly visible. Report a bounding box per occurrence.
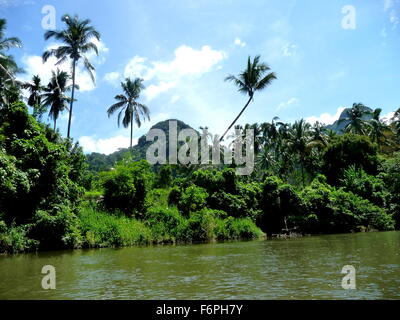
[0,231,399,300]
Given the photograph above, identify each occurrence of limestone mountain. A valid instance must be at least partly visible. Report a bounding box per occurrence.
[86,119,197,172]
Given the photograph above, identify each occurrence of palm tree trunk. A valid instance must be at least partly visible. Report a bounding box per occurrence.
[130,115,133,149]
[300,157,305,187]
[67,59,76,139]
[54,119,56,131]
[220,95,253,142]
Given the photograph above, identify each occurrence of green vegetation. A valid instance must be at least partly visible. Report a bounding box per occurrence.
[1,16,400,254]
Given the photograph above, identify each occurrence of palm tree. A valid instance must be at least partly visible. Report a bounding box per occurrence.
[41,70,73,130]
[392,108,400,136]
[107,78,150,148]
[0,18,22,82]
[340,103,371,135]
[22,75,46,120]
[310,121,328,147]
[368,108,388,147]
[42,14,100,139]
[221,55,277,142]
[287,119,312,186]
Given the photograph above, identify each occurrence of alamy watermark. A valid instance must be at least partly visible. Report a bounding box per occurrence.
[341,265,356,290]
[41,265,56,290]
[145,120,254,175]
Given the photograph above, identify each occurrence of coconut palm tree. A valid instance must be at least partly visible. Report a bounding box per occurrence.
[22,75,47,120]
[0,18,22,82]
[340,103,371,135]
[221,55,277,142]
[310,121,328,147]
[42,14,100,139]
[368,108,388,148]
[287,119,312,186]
[107,78,150,149]
[41,70,73,130]
[392,108,400,136]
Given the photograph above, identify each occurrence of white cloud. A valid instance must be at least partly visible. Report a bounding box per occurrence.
[19,40,109,92]
[382,111,395,124]
[144,81,176,101]
[306,107,346,125]
[264,38,299,61]
[384,0,400,28]
[122,45,227,101]
[277,97,299,111]
[282,43,298,57]
[234,38,246,47]
[389,9,400,28]
[124,56,150,80]
[103,72,121,85]
[79,135,134,155]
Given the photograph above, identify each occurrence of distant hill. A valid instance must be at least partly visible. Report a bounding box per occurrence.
[86,119,196,172]
[325,105,373,133]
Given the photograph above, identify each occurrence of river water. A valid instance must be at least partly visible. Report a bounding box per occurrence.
[0,231,399,299]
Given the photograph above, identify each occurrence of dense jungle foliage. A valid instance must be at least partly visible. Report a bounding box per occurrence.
[1,16,400,254]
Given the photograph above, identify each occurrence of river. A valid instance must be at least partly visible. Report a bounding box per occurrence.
[1,231,399,299]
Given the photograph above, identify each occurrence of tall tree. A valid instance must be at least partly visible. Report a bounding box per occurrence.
[392,108,400,136]
[0,18,22,81]
[287,119,312,186]
[340,103,371,135]
[42,14,100,138]
[107,78,150,148]
[22,75,46,120]
[368,108,388,148]
[41,70,73,130]
[221,55,277,142]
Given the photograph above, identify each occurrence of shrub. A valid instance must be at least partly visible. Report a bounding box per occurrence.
[102,160,153,216]
[178,185,208,217]
[216,217,264,240]
[155,164,172,188]
[258,176,302,235]
[322,133,379,185]
[0,221,38,254]
[143,206,187,243]
[296,176,395,233]
[340,165,387,206]
[0,102,86,224]
[380,153,400,228]
[167,186,181,206]
[29,206,83,250]
[185,209,220,241]
[78,205,152,247]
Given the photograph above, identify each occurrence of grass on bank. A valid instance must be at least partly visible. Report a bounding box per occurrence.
[78,203,265,248]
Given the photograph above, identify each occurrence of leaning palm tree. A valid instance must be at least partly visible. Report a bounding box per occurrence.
[107,78,150,149]
[221,55,277,142]
[0,18,22,81]
[42,14,100,138]
[22,75,46,120]
[41,70,73,130]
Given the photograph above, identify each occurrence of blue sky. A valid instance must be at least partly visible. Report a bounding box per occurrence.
[1,0,400,154]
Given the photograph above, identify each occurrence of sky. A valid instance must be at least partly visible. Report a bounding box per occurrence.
[1,0,400,154]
